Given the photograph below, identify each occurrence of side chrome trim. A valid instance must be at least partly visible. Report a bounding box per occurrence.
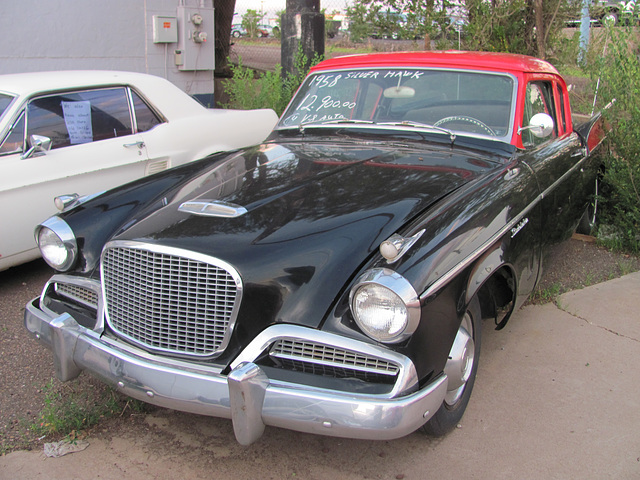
[537,150,589,201]
[420,201,537,301]
[420,149,591,301]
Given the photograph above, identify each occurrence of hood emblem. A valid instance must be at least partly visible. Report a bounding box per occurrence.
[178,200,248,218]
[380,229,425,264]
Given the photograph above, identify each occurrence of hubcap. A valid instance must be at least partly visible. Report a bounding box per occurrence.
[443,312,475,406]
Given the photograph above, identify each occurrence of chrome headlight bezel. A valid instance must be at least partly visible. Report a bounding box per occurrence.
[35,216,78,271]
[349,268,421,344]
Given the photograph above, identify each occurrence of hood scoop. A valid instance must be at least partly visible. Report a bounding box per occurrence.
[178,200,248,218]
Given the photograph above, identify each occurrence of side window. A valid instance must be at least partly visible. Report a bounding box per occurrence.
[26,88,133,150]
[131,90,162,132]
[522,81,557,148]
[0,110,25,155]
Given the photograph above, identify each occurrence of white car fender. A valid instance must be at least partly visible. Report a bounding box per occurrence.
[142,108,278,170]
[192,108,279,159]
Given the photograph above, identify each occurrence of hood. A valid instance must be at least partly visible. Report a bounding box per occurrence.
[114,139,496,331]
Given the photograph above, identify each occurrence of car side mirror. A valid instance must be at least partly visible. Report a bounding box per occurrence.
[517,113,554,138]
[21,134,52,159]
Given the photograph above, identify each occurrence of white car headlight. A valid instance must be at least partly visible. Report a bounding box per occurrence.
[35,217,77,271]
[350,268,421,343]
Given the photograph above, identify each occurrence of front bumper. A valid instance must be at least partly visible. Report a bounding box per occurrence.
[24,298,448,445]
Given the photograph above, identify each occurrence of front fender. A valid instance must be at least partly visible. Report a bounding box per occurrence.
[55,153,232,273]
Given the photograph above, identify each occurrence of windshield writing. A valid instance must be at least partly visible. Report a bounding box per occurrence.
[279,68,515,139]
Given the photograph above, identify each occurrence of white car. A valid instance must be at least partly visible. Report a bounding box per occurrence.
[0,70,278,271]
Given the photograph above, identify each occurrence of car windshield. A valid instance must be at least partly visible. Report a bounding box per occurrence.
[0,93,15,121]
[278,68,516,140]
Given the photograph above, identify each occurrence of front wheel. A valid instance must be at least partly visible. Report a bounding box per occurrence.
[421,295,481,436]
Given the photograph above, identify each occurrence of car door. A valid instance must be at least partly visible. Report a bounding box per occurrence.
[519,79,589,253]
[0,86,150,269]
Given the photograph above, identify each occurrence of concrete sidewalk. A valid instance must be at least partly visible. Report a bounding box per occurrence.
[1,273,639,480]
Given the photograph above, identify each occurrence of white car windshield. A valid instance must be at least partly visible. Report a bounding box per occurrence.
[278,68,516,140]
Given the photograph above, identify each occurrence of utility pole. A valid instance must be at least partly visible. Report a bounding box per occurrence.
[578,0,591,64]
[281,0,324,77]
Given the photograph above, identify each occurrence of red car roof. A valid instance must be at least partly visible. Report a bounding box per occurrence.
[311,50,560,76]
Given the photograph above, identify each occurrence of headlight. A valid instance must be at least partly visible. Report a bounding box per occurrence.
[35,217,77,271]
[350,268,420,343]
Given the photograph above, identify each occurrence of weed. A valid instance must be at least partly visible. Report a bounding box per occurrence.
[30,379,124,438]
[617,259,636,276]
[224,45,322,116]
[588,27,640,253]
[531,283,563,304]
[583,272,595,287]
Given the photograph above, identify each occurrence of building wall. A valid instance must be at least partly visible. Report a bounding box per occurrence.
[0,0,215,103]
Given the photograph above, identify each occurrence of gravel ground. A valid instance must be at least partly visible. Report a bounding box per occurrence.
[1,235,639,454]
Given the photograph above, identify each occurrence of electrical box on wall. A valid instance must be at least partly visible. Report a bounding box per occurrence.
[152,16,177,44]
[176,5,214,71]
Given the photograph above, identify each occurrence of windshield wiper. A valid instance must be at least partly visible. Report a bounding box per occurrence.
[298,118,375,134]
[320,119,375,125]
[377,120,456,144]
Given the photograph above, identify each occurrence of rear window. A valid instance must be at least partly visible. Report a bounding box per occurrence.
[0,93,15,120]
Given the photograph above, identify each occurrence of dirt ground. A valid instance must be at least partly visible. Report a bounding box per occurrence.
[1,235,639,457]
[2,267,640,480]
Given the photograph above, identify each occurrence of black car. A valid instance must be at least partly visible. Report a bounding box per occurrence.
[25,51,605,445]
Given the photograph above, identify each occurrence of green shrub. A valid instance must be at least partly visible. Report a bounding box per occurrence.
[590,27,640,252]
[224,47,322,116]
[223,59,286,113]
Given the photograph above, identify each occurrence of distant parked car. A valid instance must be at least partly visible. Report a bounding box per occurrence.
[0,70,278,271]
[593,0,637,24]
[256,24,278,37]
[568,0,638,26]
[231,24,246,37]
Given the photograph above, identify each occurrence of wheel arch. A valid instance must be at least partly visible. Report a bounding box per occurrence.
[465,244,517,330]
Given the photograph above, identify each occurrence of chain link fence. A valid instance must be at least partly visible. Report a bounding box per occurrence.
[229,0,434,72]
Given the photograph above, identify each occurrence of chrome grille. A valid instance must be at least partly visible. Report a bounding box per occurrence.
[270,339,400,383]
[102,243,241,357]
[54,282,98,309]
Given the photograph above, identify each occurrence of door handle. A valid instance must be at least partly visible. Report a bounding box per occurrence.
[123,141,145,149]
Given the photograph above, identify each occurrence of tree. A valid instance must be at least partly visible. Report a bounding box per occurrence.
[347,0,453,44]
[462,0,579,59]
[242,9,265,38]
[214,0,236,75]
